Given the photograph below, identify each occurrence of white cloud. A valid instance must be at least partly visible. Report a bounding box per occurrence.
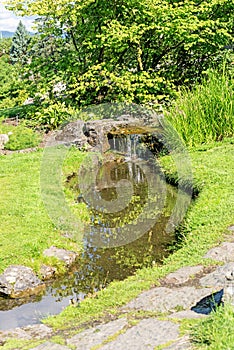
[0,3,36,32]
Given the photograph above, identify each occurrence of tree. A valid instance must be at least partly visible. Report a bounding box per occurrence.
[6,0,234,107]
[0,38,12,57]
[10,20,30,64]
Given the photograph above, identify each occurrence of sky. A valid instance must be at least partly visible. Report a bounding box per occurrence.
[0,2,35,32]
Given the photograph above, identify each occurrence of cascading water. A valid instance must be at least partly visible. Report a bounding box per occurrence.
[108,133,145,159]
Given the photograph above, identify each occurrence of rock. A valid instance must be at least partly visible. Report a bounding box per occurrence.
[0,132,12,150]
[123,286,215,313]
[67,318,128,349]
[199,262,234,288]
[31,342,70,350]
[163,266,203,285]
[51,113,162,154]
[1,324,52,341]
[55,120,88,148]
[0,328,31,341]
[164,335,191,349]
[22,324,53,339]
[83,119,113,152]
[203,242,234,262]
[43,246,78,266]
[100,319,179,350]
[0,265,45,298]
[223,267,234,305]
[40,264,57,280]
[0,275,12,296]
[169,310,207,319]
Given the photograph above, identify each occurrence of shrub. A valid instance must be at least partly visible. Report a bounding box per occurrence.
[0,123,41,150]
[31,102,77,130]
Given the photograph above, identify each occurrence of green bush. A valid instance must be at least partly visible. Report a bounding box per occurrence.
[31,102,77,130]
[166,69,234,147]
[0,124,41,150]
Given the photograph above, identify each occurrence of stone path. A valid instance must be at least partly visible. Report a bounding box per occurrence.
[1,231,234,350]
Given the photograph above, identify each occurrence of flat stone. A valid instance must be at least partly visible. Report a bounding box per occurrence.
[0,265,44,298]
[124,286,215,313]
[43,246,78,266]
[203,242,234,262]
[22,325,53,339]
[31,342,70,350]
[163,266,203,285]
[67,318,128,349]
[164,335,191,349]
[199,262,234,288]
[228,225,234,231]
[0,328,31,341]
[169,310,207,319]
[1,324,52,341]
[100,319,179,350]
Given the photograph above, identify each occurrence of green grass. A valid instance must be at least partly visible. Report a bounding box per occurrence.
[0,148,87,274]
[166,69,234,147]
[0,122,41,150]
[190,303,234,349]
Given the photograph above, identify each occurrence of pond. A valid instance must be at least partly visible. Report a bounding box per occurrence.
[0,132,180,330]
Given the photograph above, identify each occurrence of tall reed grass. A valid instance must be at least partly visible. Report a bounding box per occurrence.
[166,69,234,147]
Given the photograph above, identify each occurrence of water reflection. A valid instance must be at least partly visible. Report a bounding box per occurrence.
[69,158,178,281]
[0,134,179,330]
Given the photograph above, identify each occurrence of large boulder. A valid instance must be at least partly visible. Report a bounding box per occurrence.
[52,113,162,153]
[54,120,88,148]
[0,265,45,298]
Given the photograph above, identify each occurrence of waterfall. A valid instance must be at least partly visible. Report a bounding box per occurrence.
[109,133,146,160]
[126,135,132,157]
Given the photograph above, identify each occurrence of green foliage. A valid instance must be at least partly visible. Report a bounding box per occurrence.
[0,123,41,150]
[0,55,27,110]
[0,37,12,56]
[0,37,29,112]
[165,69,234,146]
[191,303,234,349]
[31,102,77,130]
[10,20,30,64]
[6,0,234,107]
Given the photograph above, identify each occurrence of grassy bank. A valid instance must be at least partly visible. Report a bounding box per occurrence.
[39,137,233,331]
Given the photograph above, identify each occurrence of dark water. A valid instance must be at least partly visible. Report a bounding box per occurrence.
[0,133,179,330]
[191,289,224,314]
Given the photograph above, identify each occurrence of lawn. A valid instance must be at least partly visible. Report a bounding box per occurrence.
[0,148,87,274]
